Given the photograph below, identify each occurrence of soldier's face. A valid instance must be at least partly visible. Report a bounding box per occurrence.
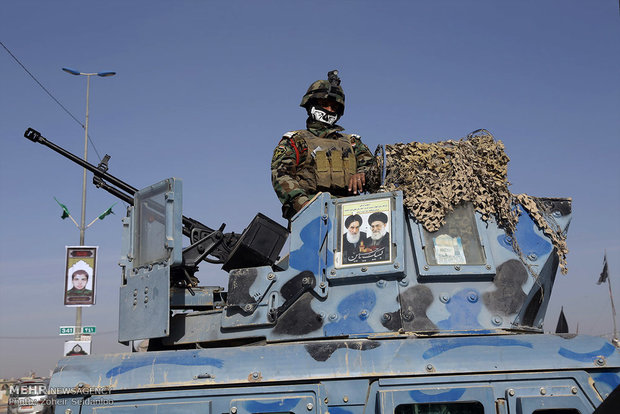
[316,99,340,114]
[347,221,361,235]
[72,273,88,290]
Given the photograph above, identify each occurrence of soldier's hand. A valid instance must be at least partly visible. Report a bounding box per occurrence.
[348,173,366,194]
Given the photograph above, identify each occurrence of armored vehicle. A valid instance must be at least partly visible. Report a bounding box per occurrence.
[24,128,619,413]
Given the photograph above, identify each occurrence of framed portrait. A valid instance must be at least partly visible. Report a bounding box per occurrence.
[336,197,392,268]
[64,246,98,306]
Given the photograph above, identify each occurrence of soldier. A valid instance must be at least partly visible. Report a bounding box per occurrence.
[271,70,376,219]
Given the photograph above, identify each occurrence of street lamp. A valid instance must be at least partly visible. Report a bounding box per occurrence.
[62,67,116,340]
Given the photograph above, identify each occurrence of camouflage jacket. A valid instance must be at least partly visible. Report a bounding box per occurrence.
[271,119,375,219]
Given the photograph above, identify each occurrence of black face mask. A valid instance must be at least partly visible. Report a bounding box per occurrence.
[309,106,339,125]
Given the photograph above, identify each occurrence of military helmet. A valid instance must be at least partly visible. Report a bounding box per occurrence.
[300,70,345,115]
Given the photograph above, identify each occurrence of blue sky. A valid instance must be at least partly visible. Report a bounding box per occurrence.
[1,1,619,378]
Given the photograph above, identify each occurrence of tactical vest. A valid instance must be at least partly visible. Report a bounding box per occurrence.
[289,130,357,196]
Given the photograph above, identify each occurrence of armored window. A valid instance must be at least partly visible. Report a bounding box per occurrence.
[412,202,496,278]
[395,402,484,414]
[421,204,485,266]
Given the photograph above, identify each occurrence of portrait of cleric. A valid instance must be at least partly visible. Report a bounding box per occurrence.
[340,210,391,266]
[342,214,367,264]
[360,211,391,262]
[64,259,95,306]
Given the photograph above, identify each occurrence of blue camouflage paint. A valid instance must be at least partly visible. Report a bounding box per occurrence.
[290,217,323,274]
[329,407,354,414]
[558,342,616,362]
[498,209,551,256]
[436,289,483,330]
[423,337,533,359]
[593,372,620,395]
[409,388,467,402]
[324,290,376,336]
[244,398,300,412]
[105,353,224,378]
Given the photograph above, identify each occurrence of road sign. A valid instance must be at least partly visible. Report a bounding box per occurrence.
[60,326,75,335]
[60,326,96,335]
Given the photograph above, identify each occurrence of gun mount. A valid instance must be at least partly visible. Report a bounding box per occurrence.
[23,128,288,290]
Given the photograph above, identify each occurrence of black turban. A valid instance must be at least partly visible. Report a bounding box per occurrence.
[345,214,362,228]
[368,211,388,225]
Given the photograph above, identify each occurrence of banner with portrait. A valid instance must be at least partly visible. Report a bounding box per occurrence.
[336,198,392,268]
[64,246,97,306]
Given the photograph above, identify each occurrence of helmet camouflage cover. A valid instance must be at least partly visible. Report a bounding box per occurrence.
[300,70,345,115]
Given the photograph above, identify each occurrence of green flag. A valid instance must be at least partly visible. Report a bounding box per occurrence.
[98,203,117,220]
[54,197,71,220]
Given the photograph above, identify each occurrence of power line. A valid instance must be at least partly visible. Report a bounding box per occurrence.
[0,331,116,340]
[1,40,103,162]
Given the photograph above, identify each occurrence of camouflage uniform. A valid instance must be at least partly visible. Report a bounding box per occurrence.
[271,118,375,219]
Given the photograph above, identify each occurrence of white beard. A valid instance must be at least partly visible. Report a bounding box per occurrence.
[346,232,361,244]
[370,226,387,241]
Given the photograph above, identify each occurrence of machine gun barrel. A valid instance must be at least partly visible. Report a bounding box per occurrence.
[24,127,212,237]
[24,127,138,197]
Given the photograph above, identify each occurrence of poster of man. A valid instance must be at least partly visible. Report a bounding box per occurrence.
[337,198,392,267]
[63,340,91,356]
[64,246,97,306]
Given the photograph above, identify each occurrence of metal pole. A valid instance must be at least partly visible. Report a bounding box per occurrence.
[75,74,91,340]
[607,275,618,342]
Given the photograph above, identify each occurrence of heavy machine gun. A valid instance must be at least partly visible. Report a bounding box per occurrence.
[24,127,288,291]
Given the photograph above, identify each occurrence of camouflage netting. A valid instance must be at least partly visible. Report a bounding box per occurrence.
[382,130,568,274]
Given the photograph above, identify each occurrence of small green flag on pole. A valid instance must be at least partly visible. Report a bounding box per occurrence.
[87,203,118,228]
[53,197,71,219]
[98,203,117,220]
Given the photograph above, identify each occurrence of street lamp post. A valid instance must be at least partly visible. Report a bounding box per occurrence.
[62,68,116,340]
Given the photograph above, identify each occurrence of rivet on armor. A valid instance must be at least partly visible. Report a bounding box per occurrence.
[508,389,515,397]
[307,403,314,410]
[540,387,546,395]
[231,407,237,414]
